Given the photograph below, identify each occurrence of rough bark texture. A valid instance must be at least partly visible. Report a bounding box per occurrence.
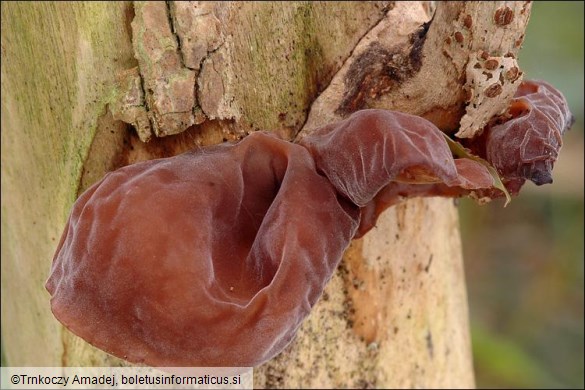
[1,1,531,388]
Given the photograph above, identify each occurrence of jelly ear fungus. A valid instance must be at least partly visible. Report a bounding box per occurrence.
[46,80,572,367]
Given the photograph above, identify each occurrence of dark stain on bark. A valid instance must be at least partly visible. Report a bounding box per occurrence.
[336,21,430,116]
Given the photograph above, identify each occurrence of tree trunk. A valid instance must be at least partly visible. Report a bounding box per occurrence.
[1,1,530,388]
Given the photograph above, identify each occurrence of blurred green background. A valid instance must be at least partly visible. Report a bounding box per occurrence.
[460,2,584,388]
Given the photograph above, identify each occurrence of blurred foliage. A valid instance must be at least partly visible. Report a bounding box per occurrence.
[519,2,584,127]
[461,2,584,388]
[462,197,584,388]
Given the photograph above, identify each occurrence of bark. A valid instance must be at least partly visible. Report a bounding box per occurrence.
[1,1,530,388]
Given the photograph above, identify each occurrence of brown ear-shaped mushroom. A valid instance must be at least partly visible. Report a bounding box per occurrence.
[298,109,498,236]
[299,110,495,207]
[47,111,493,368]
[46,132,359,367]
[300,80,573,236]
[47,80,571,367]
[356,159,495,237]
[466,79,573,191]
[299,110,463,206]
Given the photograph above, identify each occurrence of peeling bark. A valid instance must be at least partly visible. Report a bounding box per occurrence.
[131,1,198,137]
[114,1,391,138]
[110,67,151,141]
[169,1,225,71]
[298,1,531,136]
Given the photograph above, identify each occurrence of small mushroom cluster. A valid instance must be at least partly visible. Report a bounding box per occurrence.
[46,80,572,367]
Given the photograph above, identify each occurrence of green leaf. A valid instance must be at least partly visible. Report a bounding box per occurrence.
[442,133,512,206]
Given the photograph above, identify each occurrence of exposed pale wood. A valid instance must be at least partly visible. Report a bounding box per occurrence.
[253,198,474,388]
[299,1,531,136]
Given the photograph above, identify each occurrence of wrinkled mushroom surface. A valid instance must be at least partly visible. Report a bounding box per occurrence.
[46,133,360,367]
[465,79,573,192]
[47,80,572,367]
